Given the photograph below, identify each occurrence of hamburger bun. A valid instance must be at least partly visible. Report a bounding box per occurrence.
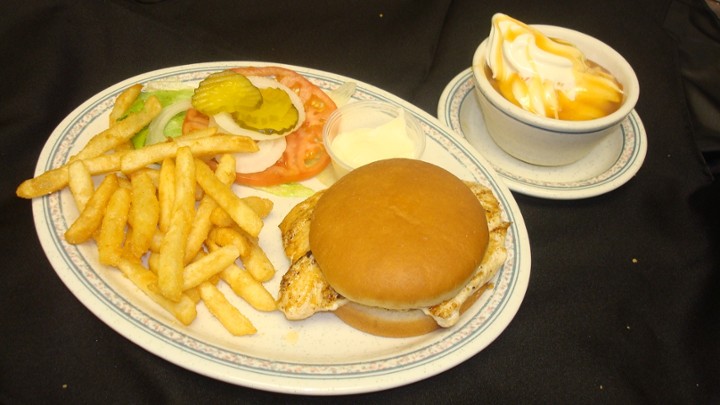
[308,158,490,334]
[334,284,489,338]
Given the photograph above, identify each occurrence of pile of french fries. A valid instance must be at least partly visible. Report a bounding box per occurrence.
[17,85,279,336]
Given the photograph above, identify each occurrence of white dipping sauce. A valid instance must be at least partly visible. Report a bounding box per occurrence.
[330,109,415,169]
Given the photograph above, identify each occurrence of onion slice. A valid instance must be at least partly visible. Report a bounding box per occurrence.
[146,99,192,146]
[234,137,287,174]
[328,81,357,107]
[212,76,306,141]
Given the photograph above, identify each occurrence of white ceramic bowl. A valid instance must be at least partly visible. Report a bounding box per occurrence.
[472,25,639,166]
[322,100,425,178]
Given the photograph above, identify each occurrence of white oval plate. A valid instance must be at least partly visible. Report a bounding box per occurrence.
[32,62,531,395]
[438,69,647,200]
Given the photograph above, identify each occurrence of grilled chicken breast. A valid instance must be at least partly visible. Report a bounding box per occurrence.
[276,181,509,325]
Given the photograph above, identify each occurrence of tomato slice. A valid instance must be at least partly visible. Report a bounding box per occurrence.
[182,107,210,135]
[181,66,337,186]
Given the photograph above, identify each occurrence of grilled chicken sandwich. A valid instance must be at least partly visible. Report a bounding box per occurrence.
[276,158,509,337]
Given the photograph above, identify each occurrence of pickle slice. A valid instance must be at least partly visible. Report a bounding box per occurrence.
[191,70,262,116]
[233,87,299,134]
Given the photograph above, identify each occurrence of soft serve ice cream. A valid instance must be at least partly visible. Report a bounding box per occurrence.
[484,13,623,120]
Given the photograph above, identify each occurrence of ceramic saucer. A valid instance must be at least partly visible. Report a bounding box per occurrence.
[438,69,647,199]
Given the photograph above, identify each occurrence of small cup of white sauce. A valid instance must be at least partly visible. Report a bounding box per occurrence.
[322,101,425,178]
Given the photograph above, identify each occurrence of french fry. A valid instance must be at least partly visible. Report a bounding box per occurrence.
[184,287,201,304]
[172,147,197,222]
[116,258,197,325]
[207,228,275,290]
[148,252,160,274]
[240,235,276,282]
[113,141,134,153]
[158,158,175,233]
[184,197,216,263]
[157,147,195,301]
[97,186,131,266]
[208,225,274,282]
[83,152,126,174]
[195,159,263,238]
[182,245,240,291]
[16,167,69,199]
[157,214,189,302]
[16,150,126,199]
[240,196,274,219]
[149,231,164,253]
[73,96,161,161]
[213,154,238,185]
[174,127,218,142]
[109,84,143,125]
[199,281,256,336]
[133,167,160,188]
[125,171,160,259]
[194,182,204,202]
[184,154,236,263]
[67,160,94,212]
[209,206,235,228]
[210,197,273,227]
[65,174,119,244]
[118,175,131,190]
[120,133,258,173]
[207,274,221,285]
[221,264,277,311]
[207,226,250,257]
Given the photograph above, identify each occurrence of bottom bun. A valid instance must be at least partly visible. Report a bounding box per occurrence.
[334,284,491,338]
[335,303,440,338]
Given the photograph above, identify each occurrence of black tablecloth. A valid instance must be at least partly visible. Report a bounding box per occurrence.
[2,0,718,403]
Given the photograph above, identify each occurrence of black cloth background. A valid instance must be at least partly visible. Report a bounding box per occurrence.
[665,0,720,174]
[1,0,718,403]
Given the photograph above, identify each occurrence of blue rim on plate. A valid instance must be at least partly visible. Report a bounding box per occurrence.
[33,62,531,395]
[438,68,647,200]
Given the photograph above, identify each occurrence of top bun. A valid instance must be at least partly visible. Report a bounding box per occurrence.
[309,158,489,309]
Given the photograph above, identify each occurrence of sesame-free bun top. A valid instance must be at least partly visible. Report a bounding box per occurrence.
[309,158,489,310]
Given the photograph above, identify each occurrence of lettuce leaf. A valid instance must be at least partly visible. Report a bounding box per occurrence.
[126,89,194,149]
[251,183,316,198]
